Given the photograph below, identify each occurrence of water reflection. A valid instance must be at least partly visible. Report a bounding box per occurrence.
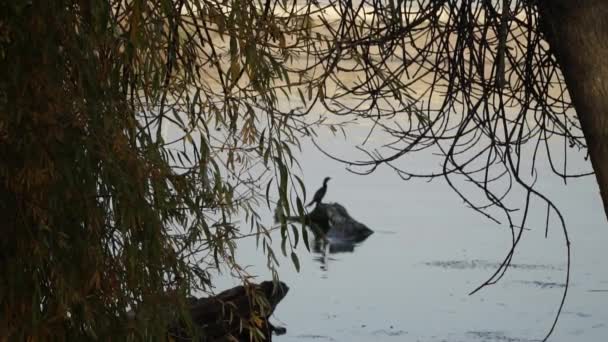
[279,201,375,270]
[228,129,608,341]
[312,235,371,254]
[311,233,373,271]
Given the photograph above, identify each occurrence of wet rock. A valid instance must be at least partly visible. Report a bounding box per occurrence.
[275,202,374,242]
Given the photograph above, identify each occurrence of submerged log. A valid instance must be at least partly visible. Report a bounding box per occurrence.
[169,281,289,341]
[275,202,374,242]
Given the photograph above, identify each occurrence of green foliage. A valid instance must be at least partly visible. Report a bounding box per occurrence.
[0,0,311,339]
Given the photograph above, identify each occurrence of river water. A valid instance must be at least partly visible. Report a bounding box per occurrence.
[162,2,607,339]
[210,122,608,342]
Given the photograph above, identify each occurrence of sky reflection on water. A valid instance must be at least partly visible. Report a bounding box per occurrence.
[214,127,608,342]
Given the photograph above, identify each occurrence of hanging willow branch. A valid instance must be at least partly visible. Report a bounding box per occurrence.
[1,0,593,340]
[264,1,589,340]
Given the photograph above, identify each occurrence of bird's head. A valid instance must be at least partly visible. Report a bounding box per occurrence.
[323,177,331,184]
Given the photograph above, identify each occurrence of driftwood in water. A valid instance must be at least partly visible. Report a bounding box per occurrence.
[275,202,374,242]
[169,281,289,341]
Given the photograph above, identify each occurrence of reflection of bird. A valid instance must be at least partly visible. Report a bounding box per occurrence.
[307,177,331,207]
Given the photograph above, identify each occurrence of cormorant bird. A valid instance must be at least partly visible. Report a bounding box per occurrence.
[306,177,331,207]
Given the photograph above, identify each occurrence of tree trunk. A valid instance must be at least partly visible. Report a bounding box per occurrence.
[537,0,608,222]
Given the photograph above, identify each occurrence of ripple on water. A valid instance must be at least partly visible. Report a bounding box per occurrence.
[294,334,336,341]
[423,259,564,271]
[563,311,592,318]
[466,331,540,342]
[371,329,408,336]
[515,280,566,288]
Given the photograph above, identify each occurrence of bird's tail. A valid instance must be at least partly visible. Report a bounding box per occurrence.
[305,200,315,207]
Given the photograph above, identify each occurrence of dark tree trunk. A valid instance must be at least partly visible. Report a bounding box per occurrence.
[537,0,608,221]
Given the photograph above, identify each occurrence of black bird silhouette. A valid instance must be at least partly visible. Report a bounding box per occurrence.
[307,177,331,207]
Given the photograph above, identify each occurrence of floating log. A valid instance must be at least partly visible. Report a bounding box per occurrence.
[169,281,289,341]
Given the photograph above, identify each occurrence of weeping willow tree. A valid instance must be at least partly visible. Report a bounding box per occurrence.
[0,0,312,340]
[2,0,606,340]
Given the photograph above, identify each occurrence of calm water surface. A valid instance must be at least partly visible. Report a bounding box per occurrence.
[214,127,608,342]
